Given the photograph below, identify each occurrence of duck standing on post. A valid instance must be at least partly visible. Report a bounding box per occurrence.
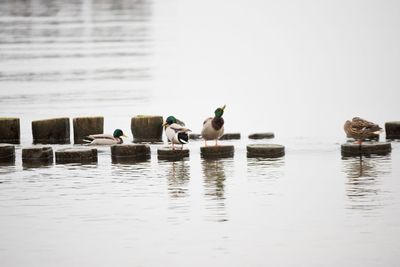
[163,116,191,150]
[83,129,127,145]
[201,105,226,147]
[344,117,382,144]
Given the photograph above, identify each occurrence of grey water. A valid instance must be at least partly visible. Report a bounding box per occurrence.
[1,0,400,266]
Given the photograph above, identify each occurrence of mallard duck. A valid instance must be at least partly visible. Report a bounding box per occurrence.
[83,129,127,145]
[201,105,225,146]
[344,117,382,143]
[163,116,191,150]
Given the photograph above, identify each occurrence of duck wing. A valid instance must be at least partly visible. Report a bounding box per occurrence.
[203,117,212,125]
[175,118,186,127]
[89,138,119,145]
[85,133,114,140]
[352,117,382,132]
[170,123,191,133]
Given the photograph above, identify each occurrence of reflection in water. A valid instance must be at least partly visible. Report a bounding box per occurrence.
[342,156,392,213]
[246,158,284,197]
[247,157,284,179]
[0,165,17,184]
[110,161,152,182]
[202,159,231,222]
[0,0,151,82]
[163,160,191,224]
[165,161,190,198]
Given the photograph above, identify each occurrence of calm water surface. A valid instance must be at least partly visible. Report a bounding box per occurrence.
[1,0,400,266]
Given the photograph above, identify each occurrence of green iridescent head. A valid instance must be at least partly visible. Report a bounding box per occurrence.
[113,129,126,138]
[214,105,226,117]
[165,116,177,125]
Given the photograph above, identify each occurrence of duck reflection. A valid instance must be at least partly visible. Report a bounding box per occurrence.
[166,160,190,198]
[342,155,391,212]
[202,159,230,222]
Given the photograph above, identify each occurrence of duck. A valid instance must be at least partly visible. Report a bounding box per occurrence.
[201,105,225,146]
[163,116,191,150]
[344,117,382,144]
[83,129,127,145]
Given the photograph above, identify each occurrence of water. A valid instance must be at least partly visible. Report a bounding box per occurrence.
[1,0,400,266]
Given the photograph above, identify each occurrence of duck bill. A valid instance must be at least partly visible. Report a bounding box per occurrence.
[122,134,128,138]
[221,105,226,111]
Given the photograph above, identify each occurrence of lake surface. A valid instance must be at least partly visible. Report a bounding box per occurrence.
[1,0,400,266]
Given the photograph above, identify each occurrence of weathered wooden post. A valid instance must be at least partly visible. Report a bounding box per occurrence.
[385,121,400,140]
[55,147,97,164]
[0,118,20,144]
[22,146,53,166]
[32,117,70,144]
[157,147,189,161]
[73,116,104,144]
[248,132,275,139]
[0,144,15,163]
[200,145,234,159]
[247,144,285,158]
[131,115,163,143]
[220,133,241,140]
[111,144,151,163]
[189,133,201,140]
[341,142,391,157]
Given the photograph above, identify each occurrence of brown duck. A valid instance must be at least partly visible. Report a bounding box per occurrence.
[344,117,382,143]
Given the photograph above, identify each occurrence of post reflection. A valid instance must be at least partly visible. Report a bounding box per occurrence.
[342,155,392,213]
[247,157,285,179]
[246,157,285,197]
[202,159,230,222]
[166,160,190,199]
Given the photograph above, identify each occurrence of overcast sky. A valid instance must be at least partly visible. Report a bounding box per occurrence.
[153,0,400,135]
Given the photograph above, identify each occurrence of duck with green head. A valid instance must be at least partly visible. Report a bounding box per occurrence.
[201,105,226,146]
[163,116,191,150]
[84,129,127,145]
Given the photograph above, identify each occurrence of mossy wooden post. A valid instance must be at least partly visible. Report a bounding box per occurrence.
[0,118,20,144]
[131,115,163,143]
[200,145,234,159]
[157,147,189,161]
[32,117,70,144]
[385,121,400,140]
[247,144,285,158]
[111,144,151,163]
[22,146,53,166]
[55,147,97,164]
[73,116,104,144]
[0,144,15,163]
[341,142,391,157]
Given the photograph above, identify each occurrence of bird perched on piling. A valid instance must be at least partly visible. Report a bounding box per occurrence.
[83,129,127,145]
[201,105,226,147]
[163,116,191,150]
[344,117,382,144]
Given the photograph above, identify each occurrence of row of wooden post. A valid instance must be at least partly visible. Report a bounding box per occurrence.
[1,117,400,145]
[0,116,164,144]
[0,143,287,166]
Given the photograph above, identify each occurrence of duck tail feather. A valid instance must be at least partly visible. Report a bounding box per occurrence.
[177,132,189,144]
